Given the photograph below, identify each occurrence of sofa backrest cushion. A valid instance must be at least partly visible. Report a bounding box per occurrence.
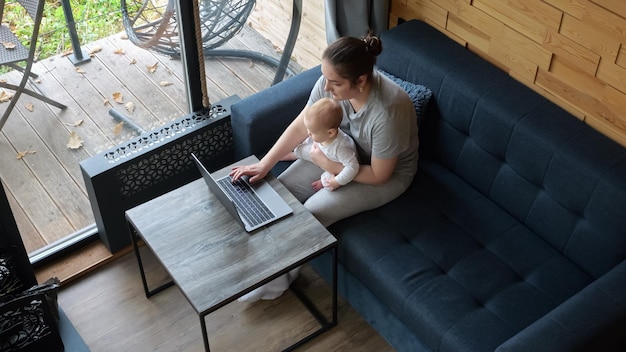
[231,67,322,160]
[378,69,432,127]
[377,20,626,279]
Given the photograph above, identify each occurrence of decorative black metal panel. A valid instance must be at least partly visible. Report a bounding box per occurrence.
[103,105,228,162]
[113,113,232,199]
[80,96,240,253]
[0,293,63,351]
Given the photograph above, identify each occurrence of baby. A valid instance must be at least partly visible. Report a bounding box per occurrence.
[284,97,359,191]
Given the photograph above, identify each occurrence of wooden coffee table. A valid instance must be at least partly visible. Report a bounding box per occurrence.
[125,157,337,351]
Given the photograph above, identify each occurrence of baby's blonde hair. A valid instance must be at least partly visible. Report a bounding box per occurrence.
[307,98,343,129]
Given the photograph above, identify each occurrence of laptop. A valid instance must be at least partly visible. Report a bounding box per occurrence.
[191,153,293,232]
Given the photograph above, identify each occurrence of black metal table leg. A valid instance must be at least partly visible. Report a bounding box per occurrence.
[283,246,338,351]
[200,314,211,352]
[128,223,175,298]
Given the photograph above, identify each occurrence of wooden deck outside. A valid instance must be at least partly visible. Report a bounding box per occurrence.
[0,11,314,257]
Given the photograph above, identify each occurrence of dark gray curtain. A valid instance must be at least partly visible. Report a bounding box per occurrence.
[324,0,390,44]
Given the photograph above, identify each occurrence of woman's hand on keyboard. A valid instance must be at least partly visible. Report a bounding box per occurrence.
[230,162,269,183]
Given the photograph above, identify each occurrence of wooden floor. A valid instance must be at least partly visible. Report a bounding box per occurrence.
[58,248,394,351]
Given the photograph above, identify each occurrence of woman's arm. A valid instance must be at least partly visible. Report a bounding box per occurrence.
[231,105,310,182]
[260,106,309,167]
[310,142,342,174]
[353,156,397,185]
[311,146,397,186]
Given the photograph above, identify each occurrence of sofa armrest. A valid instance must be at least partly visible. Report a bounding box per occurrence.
[231,66,321,160]
[496,260,626,352]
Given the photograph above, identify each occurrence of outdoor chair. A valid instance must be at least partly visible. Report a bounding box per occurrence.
[121,0,299,86]
[0,0,66,131]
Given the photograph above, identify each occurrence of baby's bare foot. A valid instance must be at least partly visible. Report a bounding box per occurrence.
[311,180,323,192]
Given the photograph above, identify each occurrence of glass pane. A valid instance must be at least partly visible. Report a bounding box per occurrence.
[0,0,317,260]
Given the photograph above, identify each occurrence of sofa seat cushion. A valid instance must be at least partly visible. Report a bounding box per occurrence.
[328,160,594,351]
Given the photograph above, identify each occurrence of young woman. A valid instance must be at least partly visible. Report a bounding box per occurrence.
[230,33,419,302]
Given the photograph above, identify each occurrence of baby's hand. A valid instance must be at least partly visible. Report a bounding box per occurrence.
[310,143,326,165]
[321,174,340,191]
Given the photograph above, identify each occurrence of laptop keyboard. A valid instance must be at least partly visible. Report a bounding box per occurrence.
[217,177,274,227]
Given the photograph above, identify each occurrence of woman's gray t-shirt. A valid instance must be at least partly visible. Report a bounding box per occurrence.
[308,70,419,183]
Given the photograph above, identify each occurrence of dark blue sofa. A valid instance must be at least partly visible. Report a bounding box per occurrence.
[230,19,626,351]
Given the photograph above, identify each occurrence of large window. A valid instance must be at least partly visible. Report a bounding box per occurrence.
[0,0,207,262]
[1,0,304,264]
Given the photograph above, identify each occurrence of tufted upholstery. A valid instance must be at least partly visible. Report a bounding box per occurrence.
[344,19,626,351]
[230,19,626,352]
[376,19,626,278]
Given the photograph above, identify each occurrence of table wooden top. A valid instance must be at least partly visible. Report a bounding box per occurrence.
[125,156,336,315]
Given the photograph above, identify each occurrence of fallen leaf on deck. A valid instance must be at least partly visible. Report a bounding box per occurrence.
[0,91,12,103]
[65,119,83,127]
[113,122,124,135]
[25,103,34,112]
[75,67,86,74]
[2,41,15,49]
[120,33,128,40]
[61,49,73,57]
[89,46,102,55]
[159,81,172,87]
[16,150,36,159]
[125,102,135,113]
[103,98,110,105]
[147,62,158,73]
[130,58,137,64]
[67,131,84,149]
[114,48,125,55]
[112,92,124,104]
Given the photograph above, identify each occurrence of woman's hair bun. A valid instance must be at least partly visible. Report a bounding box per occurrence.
[363,34,382,57]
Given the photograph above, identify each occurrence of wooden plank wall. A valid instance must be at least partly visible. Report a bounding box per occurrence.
[250,0,626,147]
[389,0,626,146]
